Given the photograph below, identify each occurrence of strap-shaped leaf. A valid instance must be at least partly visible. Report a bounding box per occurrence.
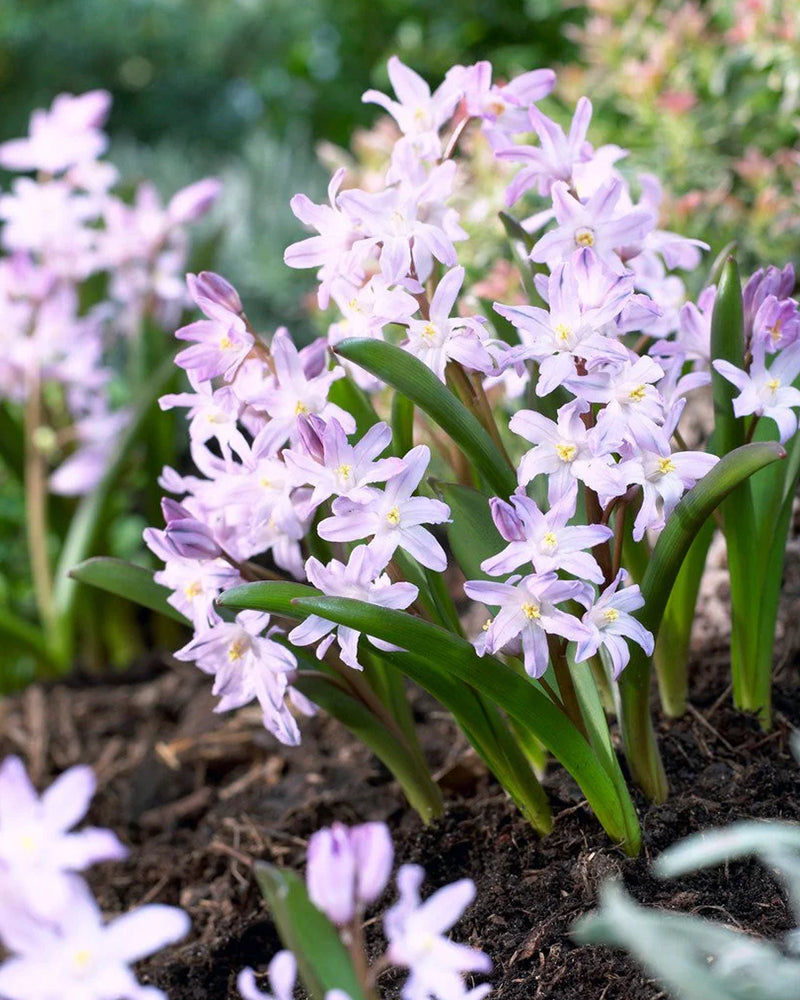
[328,375,380,437]
[434,481,503,582]
[710,256,746,456]
[254,863,367,1000]
[220,583,641,852]
[332,338,516,497]
[69,558,189,624]
[618,440,784,801]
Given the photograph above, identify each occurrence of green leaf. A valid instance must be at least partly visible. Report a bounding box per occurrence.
[293,666,443,823]
[221,584,640,851]
[0,402,24,480]
[54,354,178,657]
[710,256,745,456]
[328,375,379,437]
[254,864,367,1000]
[618,441,785,800]
[332,338,516,498]
[434,481,503,582]
[69,558,189,625]
[391,391,414,457]
[0,605,55,669]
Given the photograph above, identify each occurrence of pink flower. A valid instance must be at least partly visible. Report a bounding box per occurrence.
[0,757,126,921]
[385,865,492,1000]
[306,821,393,925]
[574,571,653,678]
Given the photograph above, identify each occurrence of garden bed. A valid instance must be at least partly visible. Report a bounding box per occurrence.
[1,642,798,1000]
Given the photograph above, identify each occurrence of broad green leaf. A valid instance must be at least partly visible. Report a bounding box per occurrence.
[332,338,516,498]
[69,558,189,625]
[221,584,640,851]
[254,863,367,1000]
[0,605,55,669]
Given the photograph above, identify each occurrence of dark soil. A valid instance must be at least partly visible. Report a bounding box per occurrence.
[1,645,798,1000]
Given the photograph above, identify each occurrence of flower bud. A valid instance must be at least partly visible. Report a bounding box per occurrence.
[161,498,221,560]
[352,822,393,906]
[306,823,356,925]
[189,270,243,316]
[301,337,328,379]
[168,178,222,224]
[489,496,525,542]
[296,414,327,463]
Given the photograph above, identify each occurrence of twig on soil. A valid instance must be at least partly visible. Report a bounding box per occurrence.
[687,704,736,753]
[704,683,732,721]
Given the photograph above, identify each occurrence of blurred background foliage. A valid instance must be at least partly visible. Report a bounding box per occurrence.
[0,0,579,331]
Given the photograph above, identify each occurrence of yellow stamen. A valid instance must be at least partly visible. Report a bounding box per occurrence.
[482,617,493,631]
[555,442,577,462]
[628,384,646,402]
[574,227,595,247]
[769,322,782,342]
[554,322,571,343]
[219,335,233,350]
[73,950,92,972]
[522,601,541,620]
[228,639,247,662]
[767,377,781,392]
[20,834,36,853]
[542,531,558,549]
[295,400,309,415]
[260,478,272,489]
[603,608,620,623]
[658,457,676,475]
[386,506,401,525]
[421,323,438,341]
[185,581,202,599]
[335,463,352,480]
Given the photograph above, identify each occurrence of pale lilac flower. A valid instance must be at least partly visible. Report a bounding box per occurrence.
[143,528,241,628]
[49,410,129,496]
[403,267,493,381]
[385,865,491,1000]
[568,355,668,452]
[743,263,795,338]
[713,339,800,442]
[306,821,393,925]
[249,328,355,448]
[318,445,450,571]
[337,174,462,288]
[751,295,800,353]
[0,90,111,174]
[495,256,631,395]
[174,276,254,382]
[482,485,611,584]
[498,97,595,204]
[167,178,221,225]
[450,61,555,137]
[283,417,405,515]
[159,380,249,460]
[362,56,460,159]
[0,757,126,920]
[160,498,222,560]
[284,168,371,307]
[530,179,654,273]
[289,546,418,670]
[238,952,296,1000]
[574,571,653,678]
[0,877,189,1000]
[464,573,592,678]
[175,611,301,745]
[652,285,716,368]
[510,400,624,503]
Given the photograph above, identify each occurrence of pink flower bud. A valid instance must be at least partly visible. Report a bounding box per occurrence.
[489,496,525,542]
[300,337,328,379]
[168,178,222,224]
[161,498,221,560]
[351,822,393,906]
[296,414,327,463]
[306,823,356,926]
[190,270,243,316]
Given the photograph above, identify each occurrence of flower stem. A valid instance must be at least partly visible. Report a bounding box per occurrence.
[24,370,56,642]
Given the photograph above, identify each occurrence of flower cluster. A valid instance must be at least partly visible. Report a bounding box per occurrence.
[0,756,189,1000]
[144,52,746,745]
[0,90,219,496]
[239,820,491,1000]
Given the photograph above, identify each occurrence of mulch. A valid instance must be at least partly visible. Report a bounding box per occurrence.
[0,637,798,1000]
